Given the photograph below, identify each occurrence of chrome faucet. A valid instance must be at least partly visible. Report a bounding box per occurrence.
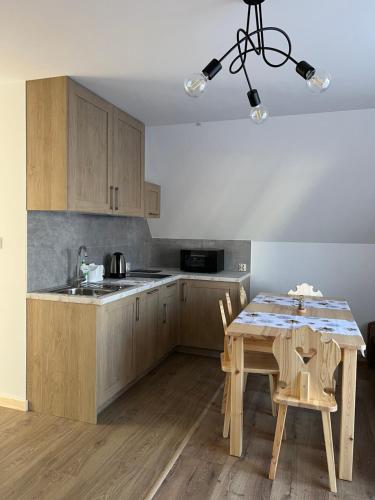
[75,245,88,285]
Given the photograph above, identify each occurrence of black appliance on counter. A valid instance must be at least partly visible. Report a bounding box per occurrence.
[180,249,224,273]
[109,252,126,278]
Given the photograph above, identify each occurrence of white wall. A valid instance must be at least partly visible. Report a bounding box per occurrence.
[146,109,375,243]
[146,109,375,335]
[0,82,27,401]
[251,242,375,335]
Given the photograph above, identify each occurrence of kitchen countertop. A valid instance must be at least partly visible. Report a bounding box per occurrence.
[27,268,251,306]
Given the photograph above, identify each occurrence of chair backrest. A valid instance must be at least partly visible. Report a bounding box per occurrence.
[288,283,323,297]
[225,292,233,321]
[240,285,248,309]
[272,326,341,405]
[219,299,231,362]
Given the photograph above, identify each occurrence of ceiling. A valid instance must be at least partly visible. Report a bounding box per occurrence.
[1,0,375,125]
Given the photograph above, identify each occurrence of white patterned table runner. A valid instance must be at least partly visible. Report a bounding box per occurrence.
[234,311,362,337]
[252,294,350,311]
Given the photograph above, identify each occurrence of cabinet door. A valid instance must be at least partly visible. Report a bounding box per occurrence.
[145,182,161,218]
[113,108,145,216]
[134,288,160,377]
[180,280,240,350]
[96,297,136,408]
[158,283,179,359]
[68,80,114,214]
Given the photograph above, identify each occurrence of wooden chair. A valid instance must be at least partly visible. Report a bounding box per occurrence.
[239,285,248,309]
[220,298,279,438]
[269,326,341,493]
[225,291,278,410]
[288,283,323,297]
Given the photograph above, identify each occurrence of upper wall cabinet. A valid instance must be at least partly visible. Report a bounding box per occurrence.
[114,108,145,217]
[144,182,161,218]
[69,80,113,213]
[26,76,145,216]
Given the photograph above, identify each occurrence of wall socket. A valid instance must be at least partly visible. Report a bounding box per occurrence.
[238,263,247,272]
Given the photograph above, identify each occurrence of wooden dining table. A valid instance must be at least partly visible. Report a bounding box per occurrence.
[226,292,366,482]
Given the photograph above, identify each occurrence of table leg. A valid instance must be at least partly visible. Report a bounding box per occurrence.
[230,335,244,457]
[339,348,357,481]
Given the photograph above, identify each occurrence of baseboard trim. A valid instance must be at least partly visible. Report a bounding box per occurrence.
[0,396,28,412]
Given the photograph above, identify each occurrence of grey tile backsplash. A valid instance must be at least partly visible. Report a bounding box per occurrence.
[28,212,152,291]
[27,212,251,291]
[150,239,251,273]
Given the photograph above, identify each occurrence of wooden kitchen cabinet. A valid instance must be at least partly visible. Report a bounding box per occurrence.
[27,278,246,423]
[134,287,160,377]
[158,282,179,359]
[27,76,145,216]
[27,299,97,423]
[96,296,137,409]
[27,294,138,423]
[179,280,241,350]
[144,182,161,218]
[68,80,114,213]
[114,108,145,217]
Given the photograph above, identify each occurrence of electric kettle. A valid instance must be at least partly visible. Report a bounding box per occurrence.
[109,252,126,278]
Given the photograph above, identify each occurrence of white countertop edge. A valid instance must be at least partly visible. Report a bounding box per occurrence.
[27,270,251,306]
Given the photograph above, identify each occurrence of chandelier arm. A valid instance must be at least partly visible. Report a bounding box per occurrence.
[244,27,294,67]
[236,29,253,90]
[254,4,263,53]
[243,4,251,62]
[218,27,296,66]
[229,28,259,75]
[229,46,298,74]
[258,4,292,68]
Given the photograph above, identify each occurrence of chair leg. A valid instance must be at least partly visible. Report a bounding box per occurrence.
[221,374,229,414]
[243,373,248,393]
[223,374,231,438]
[269,374,277,417]
[269,403,287,480]
[322,411,337,493]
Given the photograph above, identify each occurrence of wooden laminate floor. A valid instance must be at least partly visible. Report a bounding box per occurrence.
[0,355,374,500]
[0,354,223,500]
[157,362,375,500]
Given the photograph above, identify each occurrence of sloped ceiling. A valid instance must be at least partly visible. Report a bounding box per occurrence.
[1,0,375,125]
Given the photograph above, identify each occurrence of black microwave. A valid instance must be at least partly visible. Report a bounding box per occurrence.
[180,249,224,273]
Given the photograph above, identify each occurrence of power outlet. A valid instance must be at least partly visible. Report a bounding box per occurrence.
[238,263,247,272]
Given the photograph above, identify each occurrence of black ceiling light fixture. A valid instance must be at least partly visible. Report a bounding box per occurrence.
[184,0,331,124]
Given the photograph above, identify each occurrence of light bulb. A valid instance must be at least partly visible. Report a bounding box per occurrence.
[184,73,208,97]
[306,69,331,93]
[250,104,268,124]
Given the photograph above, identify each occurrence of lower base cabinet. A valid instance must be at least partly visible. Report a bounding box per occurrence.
[157,282,179,360]
[27,278,246,423]
[134,287,160,378]
[179,280,241,351]
[96,297,137,409]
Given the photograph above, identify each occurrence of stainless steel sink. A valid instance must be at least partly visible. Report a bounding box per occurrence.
[51,283,135,296]
[54,287,111,296]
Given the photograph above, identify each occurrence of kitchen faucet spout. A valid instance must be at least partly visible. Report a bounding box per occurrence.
[74,245,88,285]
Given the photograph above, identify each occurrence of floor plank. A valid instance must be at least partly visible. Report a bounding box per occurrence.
[156,362,375,500]
[0,355,374,500]
[0,354,222,500]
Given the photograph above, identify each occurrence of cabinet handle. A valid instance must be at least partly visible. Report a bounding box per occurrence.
[163,303,167,323]
[147,289,159,295]
[166,283,176,289]
[110,186,114,210]
[115,187,119,210]
[148,212,159,216]
[136,297,140,321]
